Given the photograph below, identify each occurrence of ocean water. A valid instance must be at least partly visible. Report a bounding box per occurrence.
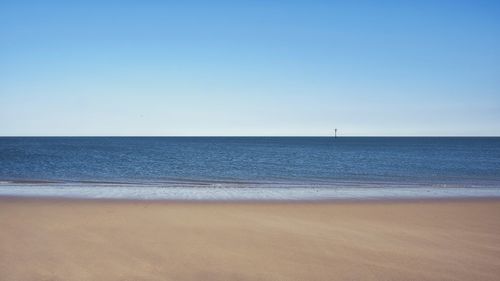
[1,137,499,200]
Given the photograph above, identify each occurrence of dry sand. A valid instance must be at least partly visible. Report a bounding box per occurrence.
[1,198,500,281]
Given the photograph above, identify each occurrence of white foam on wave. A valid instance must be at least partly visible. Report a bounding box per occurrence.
[0,183,499,201]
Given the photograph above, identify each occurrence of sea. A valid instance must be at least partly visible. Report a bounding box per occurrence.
[1,137,499,200]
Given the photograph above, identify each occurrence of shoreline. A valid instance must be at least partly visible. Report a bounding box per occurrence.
[2,193,500,204]
[1,183,499,201]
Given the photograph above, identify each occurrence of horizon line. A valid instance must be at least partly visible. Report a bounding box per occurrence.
[1,135,499,138]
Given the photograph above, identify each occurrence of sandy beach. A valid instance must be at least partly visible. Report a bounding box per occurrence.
[1,198,499,281]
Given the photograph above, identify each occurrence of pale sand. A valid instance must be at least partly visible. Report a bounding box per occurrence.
[1,198,500,281]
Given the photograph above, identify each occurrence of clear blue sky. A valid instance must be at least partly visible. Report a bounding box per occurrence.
[1,0,499,136]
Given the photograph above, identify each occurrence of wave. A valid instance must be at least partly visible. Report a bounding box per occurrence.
[1,177,500,188]
[0,178,499,201]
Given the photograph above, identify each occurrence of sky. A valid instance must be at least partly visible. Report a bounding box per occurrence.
[1,0,499,136]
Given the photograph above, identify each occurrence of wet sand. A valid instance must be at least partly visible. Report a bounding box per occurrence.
[1,198,499,281]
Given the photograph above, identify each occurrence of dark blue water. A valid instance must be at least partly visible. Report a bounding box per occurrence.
[1,137,499,186]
